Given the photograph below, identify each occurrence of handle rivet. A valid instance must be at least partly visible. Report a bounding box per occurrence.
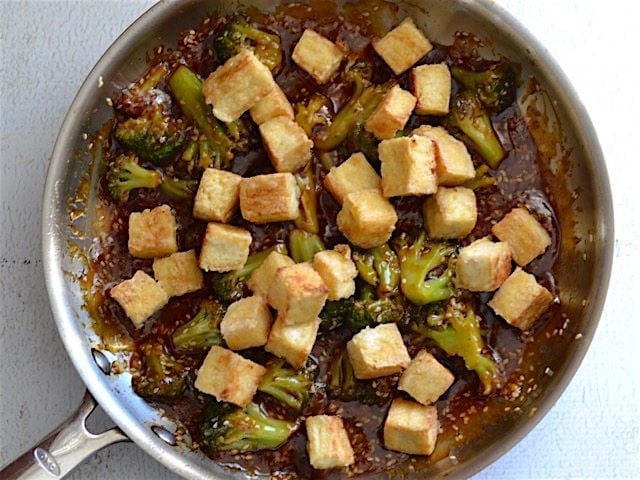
[91,349,111,375]
[151,426,176,446]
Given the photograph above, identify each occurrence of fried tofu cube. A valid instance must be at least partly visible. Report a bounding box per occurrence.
[250,84,294,125]
[193,168,242,222]
[306,416,355,469]
[379,135,438,197]
[456,237,512,292]
[423,187,477,239]
[239,173,301,223]
[336,189,398,249]
[398,350,455,405]
[152,250,204,297]
[491,207,552,266]
[413,125,474,185]
[194,346,266,407]
[203,49,276,122]
[128,204,178,259]
[373,18,432,75]
[364,85,417,140]
[259,116,313,172]
[346,323,410,379]
[313,245,358,301]
[384,398,439,455]
[411,63,452,116]
[267,263,328,324]
[199,223,252,272]
[292,29,346,84]
[323,153,381,205]
[248,250,295,298]
[220,296,273,350]
[110,270,169,328]
[488,267,553,331]
[265,315,321,369]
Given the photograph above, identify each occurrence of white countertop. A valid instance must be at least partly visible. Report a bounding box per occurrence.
[1,1,639,478]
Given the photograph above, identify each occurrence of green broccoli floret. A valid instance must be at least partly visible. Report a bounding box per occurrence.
[210,244,288,303]
[295,94,331,136]
[462,164,496,190]
[353,244,400,297]
[327,348,387,405]
[450,89,506,169]
[394,232,456,306]
[159,175,197,200]
[452,61,517,114]
[213,15,282,73]
[288,229,325,263]
[132,339,186,399]
[201,401,296,454]
[116,64,169,117]
[106,153,162,203]
[293,165,319,234]
[257,359,313,411]
[169,66,234,170]
[172,299,226,350]
[346,124,379,166]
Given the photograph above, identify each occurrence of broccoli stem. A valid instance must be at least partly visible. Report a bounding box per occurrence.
[257,360,311,411]
[295,94,329,136]
[354,244,400,296]
[463,164,496,190]
[288,229,325,263]
[293,164,319,234]
[159,176,197,200]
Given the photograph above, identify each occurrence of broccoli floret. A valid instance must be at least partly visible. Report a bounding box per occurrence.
[132,339,186,399]
[169,66,234,170]
[462,164,496,190]
[320,288,404,332]
[293,165,319,234]
[412,301,498,394]
[295,94,331,136]
[210,244,288,303]
[172,299,226,350]
[346,124,379,166]
[117,64,170,117]
[159,175,197,201]
[213,15,282,74]
[201,401,296,454]
[288,229,325,263]
[106,153,162,203]
[394,232,456,306]
[452,62,517,114]
[327,348,388,405]
[257,359,313,411]
[450,89,506,169]
[353,244,400,297]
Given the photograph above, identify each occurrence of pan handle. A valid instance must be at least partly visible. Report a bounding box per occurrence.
[0,390,129,479]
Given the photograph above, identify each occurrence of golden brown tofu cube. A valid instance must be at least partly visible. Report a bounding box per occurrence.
[337,189,398,249]
[265,315,321,369]
[267,263,328,324]
[248,251,295,298]
[379,135,438,197]
[306,415,355,469]
[199,222,252,272]
[250,84,294,125]
[239,173,301,223]
[413,125,474,185]
[398,350,455,405]
[313,245,358,301]
[128,204,178,259]
[411,63,452,116]
[292,29,346,84]
[423,186,477,239]
[194,346,267,407]
[259,115,313,173]
[193,168,242,223]
[364,85,417,140]
[346,323,410,379]
[491,207,552,266]
[373,18,433,75]
[203,49,276,122]
[323,153,381,205]
[456,237,512,292]
[152,250,204,298]
[384,398,439,455]
[488,267,553,331]
[110,270,169,328]
[220,296,273,350]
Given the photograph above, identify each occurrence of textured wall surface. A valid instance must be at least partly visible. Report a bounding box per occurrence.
[0,1,638,479]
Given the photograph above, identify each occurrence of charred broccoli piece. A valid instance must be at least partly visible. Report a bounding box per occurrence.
[295,94,331,136]
[463,164,496,190]
[327,348,388,405]
[213,15,282,73]
[172,300,226,350]
[353,244,400,297]
[394,232,456,306]
[452,62,517,114]
[210,244,288,303]
[288,229,325,263]
[293,165,319,234]
[133,339,186,399]
[257,359,313,411]
[106,153,162,203]
[450,89,506,169]
[201,401,297,454]
[159,175,197,200]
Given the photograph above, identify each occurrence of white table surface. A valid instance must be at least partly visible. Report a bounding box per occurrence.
[1,1,639,478]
